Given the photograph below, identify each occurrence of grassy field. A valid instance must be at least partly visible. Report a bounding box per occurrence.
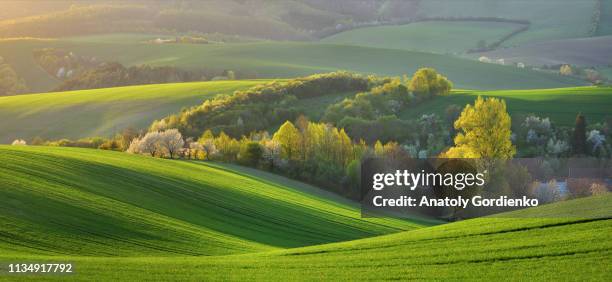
[0,37,586,92]
[0,146,608,281]
[0,80,272,143]
[418,0,597,46]
[0,146,426,258]
[322,21,522,54]
[474,35,612,67]
[399,86,612,126]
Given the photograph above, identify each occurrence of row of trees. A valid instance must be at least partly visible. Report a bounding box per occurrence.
[34,48,238,91]
[14,94,608,203]
[56,62,232,91]
[134,116,404,197]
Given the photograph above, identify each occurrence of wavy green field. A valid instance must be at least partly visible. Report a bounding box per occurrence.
[0,80,271,143]
[0,145,609,280]
[0,146,425,258]
[399,86,612,126]
[0,38,585,93]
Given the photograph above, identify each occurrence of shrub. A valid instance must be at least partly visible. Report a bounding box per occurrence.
[590,183,609,196]
[533,180,561,204]
[11,139,27,146]
[567,178,599,198]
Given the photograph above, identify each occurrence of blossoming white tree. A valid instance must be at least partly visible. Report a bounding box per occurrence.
[11,139,27,145]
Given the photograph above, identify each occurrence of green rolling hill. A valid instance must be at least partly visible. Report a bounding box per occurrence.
[322,20,522,54]
[399,86,612,126]
[2,83,610,144]
[0,145,608,280]
[0,37,586,93]
[0,80,271,143]
[0,145,426,258]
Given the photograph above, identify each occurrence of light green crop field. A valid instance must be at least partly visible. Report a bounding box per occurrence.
[418,0,597,46]
[0,80,272,143]
[399,86,612,126]
[322,21,522,54]
[0,146,608,281]
[0,146,425,258]
[0,37,586,92]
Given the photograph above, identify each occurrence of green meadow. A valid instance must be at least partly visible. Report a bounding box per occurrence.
[0,37,585,92]
[322,21,522,54]
[0,146,425,258]
[399,86,612,126]
[0,146,609,280]
[0,80,271,143]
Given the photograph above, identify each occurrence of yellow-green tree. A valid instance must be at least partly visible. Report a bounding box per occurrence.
[409,68,452,97]
[273,121,302,160]
[443,96,515,159]
[338,129,353,167]
[374,140,384,156]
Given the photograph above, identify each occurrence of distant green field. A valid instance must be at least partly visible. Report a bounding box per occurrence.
[418,0,597,46]
[0,146,424,258]
[399,86,612,126]
[322,21,522,54]
[0,38,586,92]
[0,80,270,143]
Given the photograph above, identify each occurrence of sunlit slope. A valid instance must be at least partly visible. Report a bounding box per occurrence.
[0,80,269,143]
[0,38,585,92]
[399,86,612,126]
[3,195,608,280]
[0,146,424,257]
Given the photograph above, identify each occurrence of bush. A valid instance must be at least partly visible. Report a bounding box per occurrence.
[567,178,599,198]
[532,180,562,204]
[590,183,609,196]
[11,139,27,146]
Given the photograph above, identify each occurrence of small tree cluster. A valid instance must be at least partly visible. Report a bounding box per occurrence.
[515,114,569,157]
[408,68,452,97]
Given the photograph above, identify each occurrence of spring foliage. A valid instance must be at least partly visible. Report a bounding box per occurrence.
[443,96,515,159]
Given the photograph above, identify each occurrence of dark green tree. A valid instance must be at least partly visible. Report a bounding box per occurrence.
[572,113,587,155]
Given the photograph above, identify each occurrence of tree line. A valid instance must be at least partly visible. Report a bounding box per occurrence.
[15,94,609,202]
[33,48,241,91]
